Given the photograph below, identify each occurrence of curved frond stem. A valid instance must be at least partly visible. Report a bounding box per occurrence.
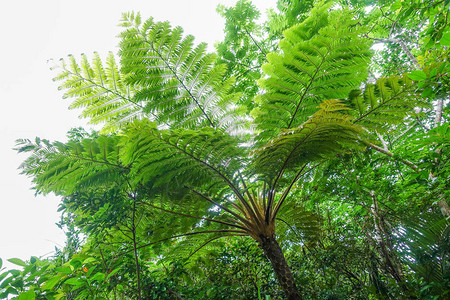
[152,130,246,204]
[237,171,264,223]
[235,65,262,81]
[244,28,267,57]
[266,126,318,223]
[186,233,246,261]
[271,164,309,221]
[263,181,267,213]
[186,187,254,229]
[64,151,127,170]
[238,170,253,202]
[353,90,410,124]
[118,227,133,240]
[286,50,330,130]
[57,66,163,120]
[141,201,248,231]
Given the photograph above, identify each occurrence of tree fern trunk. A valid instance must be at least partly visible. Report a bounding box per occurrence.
[260,235,302,300]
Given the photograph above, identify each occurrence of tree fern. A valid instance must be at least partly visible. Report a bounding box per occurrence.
[16,4,427,299]
[254,3,371,144]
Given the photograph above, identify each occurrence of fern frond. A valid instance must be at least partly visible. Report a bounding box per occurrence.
[121,120,247,194]
[253,100,363,184]
[349,75,428,132]
[118,13,246,133]
[255,4,371,143]
[16,134,125,195]
[52,52,143,133]
[276,201,321,247]
[398,214,449,283]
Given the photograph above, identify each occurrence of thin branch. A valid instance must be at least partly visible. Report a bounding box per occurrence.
[186,187,254,229]
[363,140,419,172]
[244,28,267,57]
[271,164,309,221]
[266,126,319,223]
[131,196,142,300]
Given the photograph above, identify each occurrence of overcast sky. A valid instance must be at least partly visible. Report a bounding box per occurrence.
[0,0,276,270]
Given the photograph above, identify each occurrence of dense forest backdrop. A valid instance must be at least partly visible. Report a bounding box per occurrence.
[1,0,449,299]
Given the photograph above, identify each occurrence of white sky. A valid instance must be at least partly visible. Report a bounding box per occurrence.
[0,0,276,270]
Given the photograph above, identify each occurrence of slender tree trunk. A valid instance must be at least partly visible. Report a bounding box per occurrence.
[260,235,302,300]
[131,200,142,300]
[370,192,408,293]
[433,98,450,217]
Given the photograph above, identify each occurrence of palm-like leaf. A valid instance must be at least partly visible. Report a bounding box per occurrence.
[398,214,449,285]
[254,4,371,144]
[121,120,246,194]
[16,134,125,195]
[276,201,321,247]
[349,75,427,131]
[119,12,246,133]
[52,53,142,133]
[253,100,363,184]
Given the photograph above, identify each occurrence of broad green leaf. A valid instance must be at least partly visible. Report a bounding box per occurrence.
[7,258,26,267]
[64,278,83,286]
[407,70,427,81]
[106,268,121,280]
[3,286,18,296]
[390,1,401,11]
[91,272,105,282]
[0,258,2,269]
[17,290,35,300]
[69,258,83,269]
[82,257,97,265]
[55,267,72,274]
[440,32,450,46]
[0,271,9,282]
[42,275,62,290]
[422,87,434,98]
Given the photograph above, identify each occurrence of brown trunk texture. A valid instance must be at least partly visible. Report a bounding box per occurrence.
[260,235,302,300]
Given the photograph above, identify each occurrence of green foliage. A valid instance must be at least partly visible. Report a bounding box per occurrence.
[51,53,138,133]
[350,74,427,132]
[16,133,124,195]
[216,0,270,111]
[266,0,315,38]
[121,120,246,190]
[254,3,371,143]
[254,100,363,183]
[12,0,450,299]
[119,12,246,133]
